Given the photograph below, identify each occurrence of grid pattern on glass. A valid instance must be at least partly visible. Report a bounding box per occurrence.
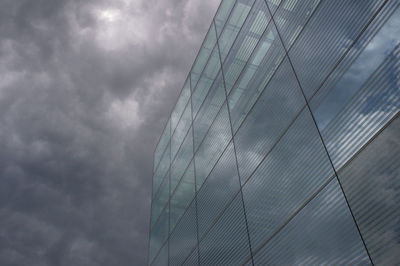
[309,1,400,117]
[152,141,170,202]
[287,0,387,99]
[171,78,191,133]
[198,194,252,265]
[196,142,241,238]
[170,161,195,232]
[150,170,169,229]
[168,200,198,266]
[193,71,226,151]
[153,119,170,175]
[170,127,194,194]
[228,16,286,133]
[242,108,334,249]
[149,0,400,264]
[234,56,305,182]
[218,0,255,63]
[194,103,232,189]
[149,207,169,263]
[221,0,271,95]
[250,179,370,265]
[337,115,400,265]
[190,21,218,89]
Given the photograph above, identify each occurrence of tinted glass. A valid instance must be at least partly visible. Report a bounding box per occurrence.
[337,116,400,265]
[242,108,334,249]
[251,179,370,265]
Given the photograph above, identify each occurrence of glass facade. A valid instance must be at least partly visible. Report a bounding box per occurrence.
[149,0,400,265]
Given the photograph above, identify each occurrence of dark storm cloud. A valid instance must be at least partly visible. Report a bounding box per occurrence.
[0,0,220,265]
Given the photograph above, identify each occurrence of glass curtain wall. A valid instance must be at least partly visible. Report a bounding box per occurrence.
[149,0,400,265]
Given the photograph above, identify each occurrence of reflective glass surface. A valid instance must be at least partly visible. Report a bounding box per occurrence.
[169,200,198,266]
[337,116,400,265]
[251,179,370,265]
[150,0,400,264]
[196,142,241,238]
[234,57,305,182]
[198,194,252,265]
[194,103,232,189]
[242,108,334,249]
[221,0,271,95]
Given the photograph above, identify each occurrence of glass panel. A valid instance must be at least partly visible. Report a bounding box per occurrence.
[171,78,191,132]
[151,241,168,266]
[191,21,217,88]
[199,194,251,265]
[287,0,388,99]
[193,71,226,151]
[171,101,192,160]
[222,0,271,94]
[196,143,241,238]
[191,46,222,118]
[182,247,199,266]
[151,171,169,228]
[153,142,170,199]
[154,119,170,175]
[170,161,195,232]
[202,45,221,82]
[242,108,334,249]
[234,57,305,182]
[228,20,286,132]
[149,207,169,264]
[337,116,400,265]
[169,200,198,266]
[273,0,320,50]
[265,0,283,14]
[317,44,400,170]
[219,0,255,63]
[194,103,232,189]
[171,129,194,194]
[311,4,400,144]
[215,0,237,36]
[251,179,370,265]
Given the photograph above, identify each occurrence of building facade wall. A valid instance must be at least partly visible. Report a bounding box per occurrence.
[149,0,400,264]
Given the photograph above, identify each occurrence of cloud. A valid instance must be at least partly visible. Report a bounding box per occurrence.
[0,0,220,265]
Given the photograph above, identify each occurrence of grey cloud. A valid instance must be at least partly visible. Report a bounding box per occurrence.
[0,0,220,265]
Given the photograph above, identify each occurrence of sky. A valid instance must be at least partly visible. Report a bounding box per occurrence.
[0,0,220,265]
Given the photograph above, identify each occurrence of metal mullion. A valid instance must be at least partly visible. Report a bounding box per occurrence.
[220,2,261,72]
[154,101,192,192]
[152,141,172,200]
[191,53,290,196]
[150,240,168,266]
[192,0,261,97]
[190,0,240,94]
[241,174,337,264]
[159,0,258,186]
[223,16,276,102]
[188,0,236,88]
[179,104,308,265]
[189,73,201,266]
[152,0,234,159]
[170,98,192,154]
[151,130,194,231]
[214,16,255,266]
[182,105,307,264]
[167,117,171,266]
[153,133,172,187]
[267,1,378,263]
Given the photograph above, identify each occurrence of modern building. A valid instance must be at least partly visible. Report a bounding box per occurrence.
[149,0,400,264]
